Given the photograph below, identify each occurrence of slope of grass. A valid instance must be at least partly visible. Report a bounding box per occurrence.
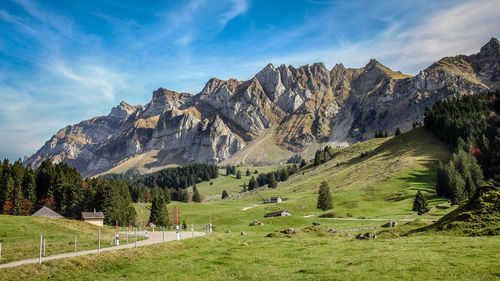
[416,184,500,236]
[1,128,498,280]
[0,216,120,264]
[137,128,453,232]
[1,231,498,280]
[192,165,283,200]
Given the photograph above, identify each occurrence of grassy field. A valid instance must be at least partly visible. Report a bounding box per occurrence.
[0,216,124,264]
[2,128,498,280]
[136,128,454,233]
[191,165,283,200]
[1,227,499,280]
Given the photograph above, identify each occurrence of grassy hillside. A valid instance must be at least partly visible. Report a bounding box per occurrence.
[0,216,121,264]
[192,165,283,200]
[1,230,499,280]
[3,128,498,280]
[137,128,453,232]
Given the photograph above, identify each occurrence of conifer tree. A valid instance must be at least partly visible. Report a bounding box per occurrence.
[412,191,429,215]
[248,176,257,190]
[314,150,321,166]
[222,190,228,199]
[395,127,402,136]
[192,188,201,203]
[317,181,333,211]
[300,158,307,168]
[236,170,242,179]
[268,175,277,188]
[149,195,170,226]
[246,169,251,176]
[163,188,171,204]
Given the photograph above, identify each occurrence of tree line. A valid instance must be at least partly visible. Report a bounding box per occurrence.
[0,159,136,226]
[424,91,500,204]
[104,163,218,192]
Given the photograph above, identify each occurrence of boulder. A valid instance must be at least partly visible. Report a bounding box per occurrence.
[355,232,377,240]
[382,221,398,228]
[240,232,246,236]
[312,222,321,226]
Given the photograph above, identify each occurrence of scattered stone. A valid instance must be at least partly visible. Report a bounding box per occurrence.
[240,232,246,236]
[249,220,264,226]
[328,228,335,232]
[312,222,321,226]
[241,242,248,246]
[226,230,231,233]
[355,232,377,240]
[382,221,398,228]
[280,228,296,235]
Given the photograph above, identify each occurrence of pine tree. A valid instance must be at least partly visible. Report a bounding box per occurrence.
[163,189,171,204]
[22,171,36,204]
[236,170,242,179]
[384,130,389,138]
[149,195,170,226]
[268,175,277,188]
[192,189,201,203]
[246,169,251,176]
[317,181,333,211]
[13,188,24,216]
[243,182,247,190]
[314,150,321,166]
[300,158,307,168]
[412,191,429,215]
[222,190,229,199]
[254,169,258,174]
[248,176,257,190]
[395,127,402,136]
[280,169,289,181]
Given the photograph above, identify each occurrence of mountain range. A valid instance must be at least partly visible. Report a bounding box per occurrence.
[25,38,500,177]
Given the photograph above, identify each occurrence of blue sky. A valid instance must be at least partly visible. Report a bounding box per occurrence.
[0,0,499,160]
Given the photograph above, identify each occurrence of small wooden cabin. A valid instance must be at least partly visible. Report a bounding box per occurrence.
[264,210,291,217]
[81,210,105,227]
[263,196,282,204]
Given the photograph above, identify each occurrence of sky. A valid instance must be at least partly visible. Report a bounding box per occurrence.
[0,0,499,160]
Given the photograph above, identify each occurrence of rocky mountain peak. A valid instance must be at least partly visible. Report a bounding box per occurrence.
[479,37,500,56]
[109,101,137,119]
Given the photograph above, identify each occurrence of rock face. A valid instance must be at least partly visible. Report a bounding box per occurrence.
[26,38,500,177]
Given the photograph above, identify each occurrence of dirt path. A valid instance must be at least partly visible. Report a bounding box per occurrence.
[0,230,204,269]
[242,204,259,211]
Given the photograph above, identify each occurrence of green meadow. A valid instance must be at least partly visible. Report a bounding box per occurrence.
[1,128,498,280]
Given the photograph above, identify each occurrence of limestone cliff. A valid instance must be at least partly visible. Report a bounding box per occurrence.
[25,38,500,176]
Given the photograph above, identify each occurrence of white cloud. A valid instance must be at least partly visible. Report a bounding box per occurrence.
[251,0,500,74]
[50,60,125,101]
[220,0,249,27]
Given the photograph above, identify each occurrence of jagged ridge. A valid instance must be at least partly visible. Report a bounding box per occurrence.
[25,38,500,177]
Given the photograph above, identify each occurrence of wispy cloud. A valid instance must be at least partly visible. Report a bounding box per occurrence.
[220,0,249,28]
[254,0,500,74]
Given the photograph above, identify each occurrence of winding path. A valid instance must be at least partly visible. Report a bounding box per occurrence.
[0,230,204,269]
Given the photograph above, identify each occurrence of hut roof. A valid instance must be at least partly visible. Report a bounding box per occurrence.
[81,211,105,220]
[31,206,64,218]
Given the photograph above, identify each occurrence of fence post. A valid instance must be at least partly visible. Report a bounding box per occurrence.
[98,230,101,254]
[135,228,137,249]
[43,239,46,256]
[162,227,165,243]
[39,234,42,265]
[0,242,2,264]
[74,235,77,252]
